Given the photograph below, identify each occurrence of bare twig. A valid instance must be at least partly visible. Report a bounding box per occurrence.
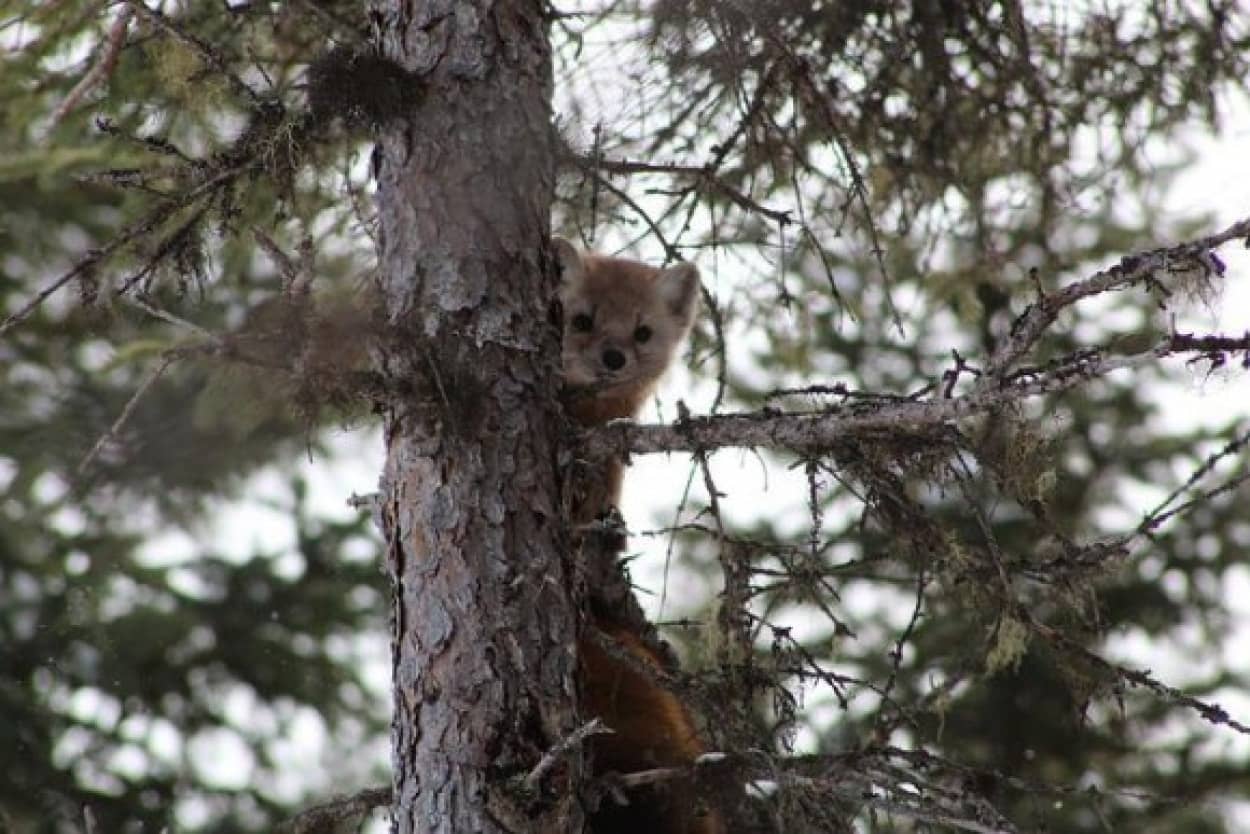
[1135,424,1250,538]
[524,717,612,790]
[48,5,133,129]
[76,352,179,479]
[253,226,311,293]
[576,153,793,226]
[122,294,215,340]
[795,768,1021,834]
[575,162,680,261]
[982,218,1250,379]
[615,765,687,788]
[1030,619,1250,736]
[275,786,390,834]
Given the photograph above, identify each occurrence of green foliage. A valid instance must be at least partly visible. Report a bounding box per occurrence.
[1,2,385,832]
[4,1,1250,832]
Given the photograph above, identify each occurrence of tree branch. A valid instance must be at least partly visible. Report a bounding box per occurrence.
[586,339,1178,458]
[982,217,1250,379]
[47,5,133,129]
[276,786,391,834]
[524,717,612,790]
[587,217,1250,461]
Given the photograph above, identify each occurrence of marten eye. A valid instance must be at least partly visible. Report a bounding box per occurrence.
[633,325,652,343]
[572,313,593,332]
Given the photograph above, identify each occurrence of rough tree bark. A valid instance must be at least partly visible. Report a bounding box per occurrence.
[370,3,578,833]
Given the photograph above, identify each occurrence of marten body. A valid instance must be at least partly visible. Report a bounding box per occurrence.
[555,238,723,834]
[580,619,718,834]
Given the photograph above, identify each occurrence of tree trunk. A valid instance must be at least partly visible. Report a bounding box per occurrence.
[370,3,576,832]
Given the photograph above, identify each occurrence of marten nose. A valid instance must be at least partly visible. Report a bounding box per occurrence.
[602,348,626,371]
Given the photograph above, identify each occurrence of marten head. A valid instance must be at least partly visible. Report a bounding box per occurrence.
[554,238,700,399]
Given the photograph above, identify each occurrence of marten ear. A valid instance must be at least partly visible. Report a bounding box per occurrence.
[656,262,700,327]
[552,237,585,287]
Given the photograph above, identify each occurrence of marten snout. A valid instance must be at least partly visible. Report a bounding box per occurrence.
[602,347,627,371]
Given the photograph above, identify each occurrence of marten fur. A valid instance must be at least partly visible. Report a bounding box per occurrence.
[556,238,723,834]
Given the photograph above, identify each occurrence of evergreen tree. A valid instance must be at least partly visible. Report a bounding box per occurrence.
[2,2,1249,832]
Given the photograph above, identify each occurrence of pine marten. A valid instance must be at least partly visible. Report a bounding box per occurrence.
[554,237,724,834]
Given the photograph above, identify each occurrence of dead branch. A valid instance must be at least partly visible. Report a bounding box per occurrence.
[573,152,793,226]
[1029,618,1250,736]
[982,219,1250,380]
[524,717,612,791]
[276,786,391,834]
[586,340,1159,458]
[47,5,133,129]
[75,352,179,479]
[586,215,1250,461]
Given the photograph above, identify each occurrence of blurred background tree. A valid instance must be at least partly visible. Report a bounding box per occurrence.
[2,2,1249,832]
